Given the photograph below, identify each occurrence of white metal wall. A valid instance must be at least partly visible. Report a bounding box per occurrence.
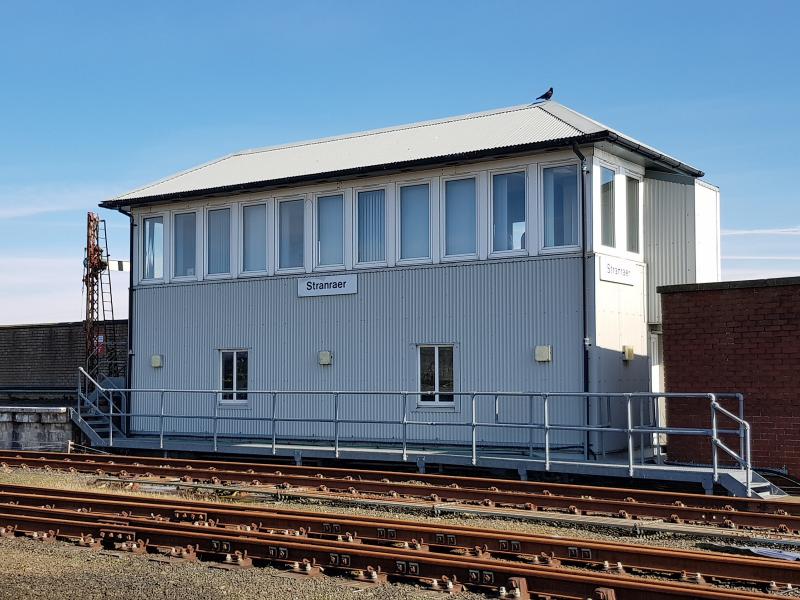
[129,256,587,448]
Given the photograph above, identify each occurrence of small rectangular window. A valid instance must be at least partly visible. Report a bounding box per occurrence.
[626,177,640,253]
[279,199,305,269]
[242,204,267,272]
[418,345,454,403]
[601,167,616,248]
[399,184,430,260]
[444,178,476,256]
[492,171,526,252]
[220,350,248,402]
[142,216,164,280]
[543,165,579,247]
[317,194,344,266]
[357,189,385,263]
[208,208,231,274]
[173,212,196,277]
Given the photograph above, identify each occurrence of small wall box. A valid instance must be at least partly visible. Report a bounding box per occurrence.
[151,354,164,368]
[534,345,552,362]
[622,346,635,361]
[318,350,333,366]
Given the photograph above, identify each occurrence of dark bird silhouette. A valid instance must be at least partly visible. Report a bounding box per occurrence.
[537,87,553,101]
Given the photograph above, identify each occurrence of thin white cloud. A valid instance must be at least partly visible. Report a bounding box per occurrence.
[723,256,800,261]
[722,226,800,236]
[0,182,127,220]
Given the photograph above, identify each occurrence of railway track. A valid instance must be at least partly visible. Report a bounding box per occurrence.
[1,450,799,533]
[0,483,791,599]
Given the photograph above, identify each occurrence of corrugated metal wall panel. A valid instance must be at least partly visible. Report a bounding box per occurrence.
[131,257,585,448]
[644,178,695,323]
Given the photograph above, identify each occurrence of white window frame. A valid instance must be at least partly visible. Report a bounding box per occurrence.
[488,167,528,258]
[440,174,480,262]
[538,160,583,255]
[239,199,270,277]
[170,208,201,281]
[416,344,456,407]
[395,178,433,266]
[313,190,346,272]
[139,212,168,285]
[622,171,643,258]
[218,348,249,407]
[275,195,307,274]
[597,161,619,252]
[353,185,388,268]
[204,204,236,279]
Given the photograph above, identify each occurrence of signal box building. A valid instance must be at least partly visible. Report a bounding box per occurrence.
[91,100,739,489]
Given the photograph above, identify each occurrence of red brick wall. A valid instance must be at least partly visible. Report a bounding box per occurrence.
[661,281,800,475]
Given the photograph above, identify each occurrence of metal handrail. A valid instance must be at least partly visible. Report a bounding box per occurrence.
[75,370,752,496]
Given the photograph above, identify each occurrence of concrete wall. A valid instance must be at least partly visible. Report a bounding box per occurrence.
[660,278,800,475]
[0,407,74,450]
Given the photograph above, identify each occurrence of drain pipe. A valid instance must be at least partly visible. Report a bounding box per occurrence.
[572,143,592,459]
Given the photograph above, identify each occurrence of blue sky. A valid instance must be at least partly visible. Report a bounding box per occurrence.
[0,1,797,324]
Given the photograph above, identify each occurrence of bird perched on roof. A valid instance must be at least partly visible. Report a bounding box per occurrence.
[537,87,553,101]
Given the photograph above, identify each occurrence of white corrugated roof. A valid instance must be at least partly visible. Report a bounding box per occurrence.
[109,101,698,204]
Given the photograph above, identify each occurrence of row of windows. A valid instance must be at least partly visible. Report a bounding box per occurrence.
[140,163,640,282]
[219,345,454,406]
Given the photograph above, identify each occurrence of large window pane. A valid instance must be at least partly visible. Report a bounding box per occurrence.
[242,204,267,272]
[208,208,231,274]
[173,212,196,277]
[235,350,248,401]
[419,346,436,402]
[543,165,579,247]
[445,178,476,256]
[492,172,526,252]
[400,184,430,260]
[437,346,454,402]
[357,189,385,263]
[279,199,304,269]
[317,194,344,266]
[143,216,164,280]
[601,167,616,247]
[221,351,234,401]
[626,177,640,253]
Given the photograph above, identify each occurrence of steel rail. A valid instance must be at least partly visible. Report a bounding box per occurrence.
[1,483,797,589]
[0,505,777,599]
[0,450,789,514]
[1,452,797,532]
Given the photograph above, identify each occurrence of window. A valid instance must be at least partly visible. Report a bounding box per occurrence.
[626,177,640,253]
[543,165,579,247]
[419,345,454,403]
[142,216,164,280]
[600,167,616,247]
[317,194,344,266]
[173,212,196,278]
[357,189,385,263]
[220,350,248,402]
[279,199,305,269]
[492,171,526,252]
[399,183,430,260]
[444,178,476,256]
[207,208,231,275]
[242,204,267,272]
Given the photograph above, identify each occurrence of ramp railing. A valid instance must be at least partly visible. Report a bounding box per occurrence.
[75,369,753,496]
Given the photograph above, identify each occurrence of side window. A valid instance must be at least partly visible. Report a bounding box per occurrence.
[543,165,579,248]
[418,345,454,403]
[173,212,196,278]
[399,183,430,261]
[492,171,526,252]
[208,208,231,275]
[142,216,164,280]
[600,167,616,248]
[626,177,640,253]
[242,203,267,272]
[357,189,386,263]
[278,199,305,269]
[444,178,477,257]
[317,194,345,267]
[220,350,248,402]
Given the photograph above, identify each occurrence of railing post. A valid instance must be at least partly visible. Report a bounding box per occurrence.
[544,394,550,471]
[744,422,753,497]
[108,396,113,447]
[626,394,634,477]
[401,393,408,462]
[710,394,719,483]
[271,393,277,455]
[212,395,219,453]
[333,393,340,459]
[527,395,534,458]
[471,393,477,466]
[159,391,165,450]
[738,394,745,469]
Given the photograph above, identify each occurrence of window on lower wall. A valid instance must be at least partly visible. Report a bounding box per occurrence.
[173,212,196,278]
[142,216,164,280]
[220,350,248,403]
[626,176,640,253]
[208,208,231,275]
[418,345,454,404]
